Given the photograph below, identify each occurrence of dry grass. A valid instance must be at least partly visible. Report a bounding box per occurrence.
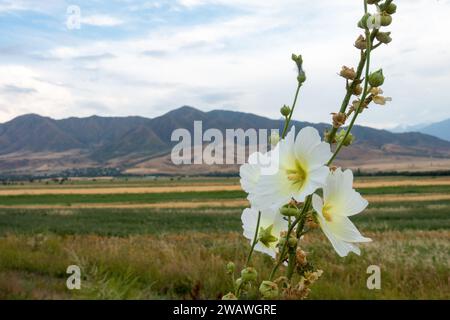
[0,231,448,300]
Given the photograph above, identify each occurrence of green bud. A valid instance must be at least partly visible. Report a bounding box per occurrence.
[259,225,278,247]
[385,3,397,15]
[368,69,385,87]
[358,13,371,29]
[241,267,258,283]
[226,262,235,274]
[280,105,291,117]
[376,32,392,44]
[280,206,299,217]
[291,54,303,65]
[235,277,243,287]
[259,281,279,299]
[380,13,392,27]
[292,54,306,84]
[222,292,238,300]
[288,237,298,248]
[336,130,354,147]
[297,72,306,84]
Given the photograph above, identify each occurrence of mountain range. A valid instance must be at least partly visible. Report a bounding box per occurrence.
[1,106,449,176]
[391,119,450,142]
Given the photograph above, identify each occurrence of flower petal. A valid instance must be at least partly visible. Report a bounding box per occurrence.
[294,127,322,161]
[317,214,361,257]
[240,163,260,194]
[339,189,369,217]
[328,216,372,243]
[312,194,324,213]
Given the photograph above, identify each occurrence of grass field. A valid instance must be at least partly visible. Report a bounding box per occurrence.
[0,176,448,300]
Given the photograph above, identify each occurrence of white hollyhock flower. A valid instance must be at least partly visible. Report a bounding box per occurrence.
[249,126,332,210]
[241,208,288,259]
[312,168,372,257]
[240,150,276,208]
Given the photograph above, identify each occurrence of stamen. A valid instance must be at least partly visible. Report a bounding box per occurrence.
[322,205,333,222]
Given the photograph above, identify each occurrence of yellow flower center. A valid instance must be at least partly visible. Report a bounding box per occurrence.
[322,204,333,222]
[286,161,307,189]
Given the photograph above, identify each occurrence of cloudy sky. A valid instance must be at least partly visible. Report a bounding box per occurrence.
[0,0,449,128]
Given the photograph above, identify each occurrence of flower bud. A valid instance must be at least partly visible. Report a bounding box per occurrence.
[291,53,302,64]
[288,237,298,248]
[357,13,371,29]
[280,105,291,117]
[292,54,307,84]
[280,206,299,217]
[340,66,356,80]
[297,72,307,84]
[380,13,392,27]
[385,3,397,15]
[222,292,238,300]
[226,262,235,274]
[235,277,243,287]
[259,281,279,299]
[354,35,367,50]
[353,84,363,96]
[332,112,347,128]
[336,129,354,147]
[376,32,392,44]
[241,267,258,283]
[368,69,385,87]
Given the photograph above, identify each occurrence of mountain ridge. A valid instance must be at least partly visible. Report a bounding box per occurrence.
[1,106,449,175]
[390,118,450,142]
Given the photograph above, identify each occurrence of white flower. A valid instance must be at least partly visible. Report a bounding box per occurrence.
[240,150,276,208]
[312,168,372,257]
[241,207,288,259]
[248,126,332,210]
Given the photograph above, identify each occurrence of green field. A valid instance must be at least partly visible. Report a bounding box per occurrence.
[0,177,449,300]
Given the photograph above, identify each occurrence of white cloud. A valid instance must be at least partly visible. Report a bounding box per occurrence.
[81,14,124,27]
[1,0,450,129]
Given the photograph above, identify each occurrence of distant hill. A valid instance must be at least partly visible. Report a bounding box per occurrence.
[420,119,450,142]
[391,118,450,142]
[1,106,450,176]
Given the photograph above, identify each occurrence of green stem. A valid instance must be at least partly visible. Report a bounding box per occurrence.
[281,83,302,139]
[326,0,378,144]
[245,211,261,266]
[328,9,373,166]
[269,196,311,281]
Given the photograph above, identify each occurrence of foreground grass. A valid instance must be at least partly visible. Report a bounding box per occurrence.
[0,231,448,299]
[0,183,448,300]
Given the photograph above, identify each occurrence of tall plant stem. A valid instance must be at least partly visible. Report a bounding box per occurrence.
[328,18,374,166]
[326,2,378,144]
[281,83,302,139]
[269,196,311,281]
[245,211,261,266]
